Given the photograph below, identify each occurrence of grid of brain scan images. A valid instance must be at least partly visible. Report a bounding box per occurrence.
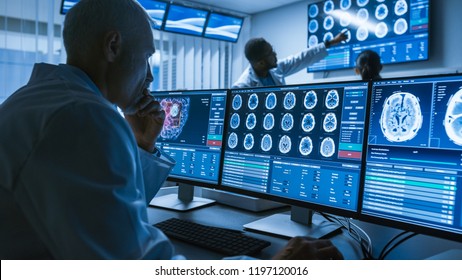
[222,82,369,212]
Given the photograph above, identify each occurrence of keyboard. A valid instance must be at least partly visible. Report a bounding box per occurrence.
[154,218,271,256]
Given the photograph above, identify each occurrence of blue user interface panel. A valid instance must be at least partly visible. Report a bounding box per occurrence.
[308,0,430,72]
[60,0,79,14]
[138,0,168,30]
[163,4,209,36]
[222,82,369,215]
[362,74,462,239]
[153,89,227,185]
[204,13,244,43]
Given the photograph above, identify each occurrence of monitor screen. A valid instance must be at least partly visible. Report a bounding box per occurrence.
[361,73,462,242]
[163,4,209,36]
[138,0,168,30]
[307,0,430,72]
[221,81,370,217]
[152,89,227,186]
[60,0,79,14]
[203,12,244,43]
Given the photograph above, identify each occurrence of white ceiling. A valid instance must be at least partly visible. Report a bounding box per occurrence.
[187,0,305,15]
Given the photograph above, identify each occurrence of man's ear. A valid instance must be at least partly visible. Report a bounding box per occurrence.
[103,31,122,62]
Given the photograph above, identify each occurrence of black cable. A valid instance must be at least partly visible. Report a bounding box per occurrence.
[380,232,418,260]
[378,231,418,260]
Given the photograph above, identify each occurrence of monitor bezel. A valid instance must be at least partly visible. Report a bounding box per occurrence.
[162,2,210,38]
[203,12,245,43]
[218,80,372,219]
[358,72,462,243]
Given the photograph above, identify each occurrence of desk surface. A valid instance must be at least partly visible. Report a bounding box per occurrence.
[147,187,462,260]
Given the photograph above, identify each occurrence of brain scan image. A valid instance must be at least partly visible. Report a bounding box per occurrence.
[395,0,408,16]
[323,112,338,133]
[246,113,257,130]
[323,32,334,43]
[299,136,314,156]
[248,93,259,110]
[304,90,318,109]
[340,0,351,10]
[281,113,294,132]
[323,16,334,31]
[394,18,408,35]
[283,92,296,110]
[340,13,352,27]
[377,0,385,2]
[232,94,242,110]
[244,133,255,150]
[380,92,423,142]
[356,26,369,41]
[160,97,189,140]
[230,113,240,129]
[357,0,369,7]
[444,88,462,146]
[279,135,292,154]
[309,35,319,47]
[341,28,352,43]
[320,137,336,157]
[265,92,277,110]
[309,20,319,33]
[375,3,388,20]
[309,4,319,18]
[356,8,369,23]
[375,22,388,39]
[263,113,275,130]
[324,0,334,14]
[325,89,340,109]
[302,113,316,133]
[228,132,238,149]
[261,134,273,152]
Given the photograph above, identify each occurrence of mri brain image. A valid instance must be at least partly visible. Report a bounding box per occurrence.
[309,35,319,47]
[278,135,292,154]
[246,113,257,130]
[341,28,352,43]
[375,3,388,20]
[323,16,334,31]
[304,90,318,109]
[320,137,336,157]
[356,26,369,41]
[380,92,423,142]
[244,133,255,150]
[248,93,259,110]
[340,0,351,10]
[325,89,340,109]
[228,132,238,149]
[323,112,338,133]
[444,88,462,146]
[266,92,277,110]
[263,113,275,130]
[323,32,334,43]
[324,0,334,14]
[302,113,316,133]
[159,97,189,140]
[283,92,296,110]
[281,113,294,131]
[357,0,369,7]
[309,20,319,33]
[340,13,352,27]
[394,0,408,16]
[261,134,273,152]
[309,4,319,18]
[375,22,388,39]
[299,136,314,156]
[230,113,240,129]
[356,8,369,23]
[232,94,242,110]
[394,18,408,35]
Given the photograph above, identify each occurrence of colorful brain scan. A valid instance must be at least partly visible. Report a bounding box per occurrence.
[375,3,388,20]
[340,12,352,27]
[325,89,340,109]
[232,94,242,110]
[246,113,257,130]
[394,0,408,16]
[304,90,318,109]
[320,137,336,157]
[160,97,189,140]
[283,92,296,110]
[380,92,423,142]
[309,4,319,17]
[340,0,351,10]
[228,132,238,149]
[279,135,292,154]
[309,19,319,33]
[263,113,275,130]
[309,35,319,47]
[356,26,369,41]
[324,0,334,14]
[265,92,277,110]
[230,113,240,129]
[244,133,254,150]
[375,22,388,39]
[323,32,334,43]
[323,112,338,133]
[281,113,294,131]
[248,93,259,110]
[299,136,314,156]
[356,8,369,23]
[357,0,369,8]
[302,113,316,133]
[323,15,334,30]
[394,18,408,35]
[341,28,352,43]
[444,88,462,146]
[261,134,273,152]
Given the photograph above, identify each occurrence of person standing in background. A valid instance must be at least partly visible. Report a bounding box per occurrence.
[355,50,383,81]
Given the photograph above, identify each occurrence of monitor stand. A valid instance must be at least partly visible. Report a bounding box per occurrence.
[243,206,342,239]
[149,183,215,212]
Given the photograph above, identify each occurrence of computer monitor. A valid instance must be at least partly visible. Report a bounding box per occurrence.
[149,89,227,211]
[307,0,430,72]
[203,12,244,43]
[360,73,462,242]
[60,0,79,14]
[138,0,169,30]
[221,81,370,238]
[163,3,209,37]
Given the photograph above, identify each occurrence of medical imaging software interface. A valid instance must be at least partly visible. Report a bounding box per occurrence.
[222,82,369,213]
[153,90,227,184]
[362,75,462,237]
